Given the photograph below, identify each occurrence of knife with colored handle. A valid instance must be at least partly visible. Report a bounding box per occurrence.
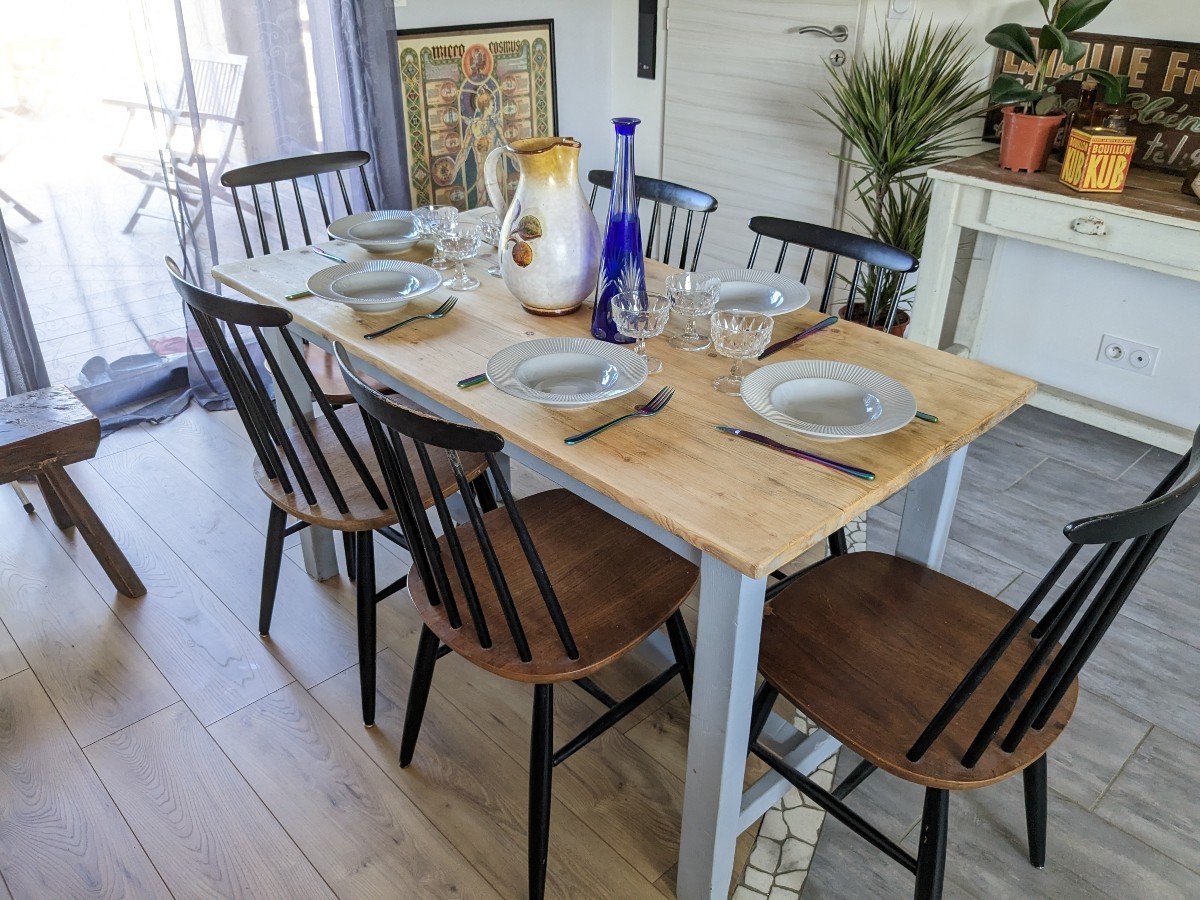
[312,246,348,264]
[457,373,488,389]
[284,289,313,300]
[758,315,839,360]
[715,426,875,480]
[915,411,939,423]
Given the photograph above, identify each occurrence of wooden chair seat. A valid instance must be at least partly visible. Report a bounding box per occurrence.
[759,551,1078,790]
[253,405,487,532]
[301,342,393,407]
[409,489,698,683]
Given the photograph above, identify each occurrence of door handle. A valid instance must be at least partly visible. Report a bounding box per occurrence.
[788,24,849,42]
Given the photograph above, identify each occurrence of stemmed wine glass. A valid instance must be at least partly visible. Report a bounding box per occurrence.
[477,210,503,278]
[614,294,672,374]
[665,272,720,351]
[612,291,671,375]
[710,309,773,395]
[413,205,458,270]
[436,223,483,291]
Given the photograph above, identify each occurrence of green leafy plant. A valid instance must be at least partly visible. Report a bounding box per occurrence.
[816,20,987,323]
[988,0,1123,114]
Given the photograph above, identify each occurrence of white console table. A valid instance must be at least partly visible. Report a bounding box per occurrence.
[910,149,1200,452]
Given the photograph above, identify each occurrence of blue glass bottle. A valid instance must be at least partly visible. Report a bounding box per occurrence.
[592,117,644,343]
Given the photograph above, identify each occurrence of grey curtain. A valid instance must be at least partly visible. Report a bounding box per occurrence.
[0,213,49,396]
[327,0,410,209]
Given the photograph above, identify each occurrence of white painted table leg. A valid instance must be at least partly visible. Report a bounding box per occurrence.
[264,327,338,580]
[677,553,768,900]
[895,446,967,570]
[908,179,962,349]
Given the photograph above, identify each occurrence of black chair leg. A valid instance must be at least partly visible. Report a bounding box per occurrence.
[399,625,441,767]
[665,610,695,702]
[355,530,377,726]
[748,682,780,752]
[343,531,357,582]
[529,683,554,900]
[259,505,287,636]
[828,526,849,557]
[473,473,498,512]
[1024,755,1048,869]
[914,788,949,900]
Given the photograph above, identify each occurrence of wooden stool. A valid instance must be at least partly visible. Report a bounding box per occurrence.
[0,386,145,597]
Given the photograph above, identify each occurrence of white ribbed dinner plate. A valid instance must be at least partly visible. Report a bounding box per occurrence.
[327,211,419,253]
[741,360,916,440]
[486,338,648,409]
[307,260,440,313]
[701,268,810,316]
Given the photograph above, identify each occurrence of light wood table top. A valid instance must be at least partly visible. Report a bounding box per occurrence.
[214,243,1035,579]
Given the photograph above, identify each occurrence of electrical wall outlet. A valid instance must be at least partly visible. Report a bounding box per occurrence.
[888,0,916,20]
[1097,333,1160,376]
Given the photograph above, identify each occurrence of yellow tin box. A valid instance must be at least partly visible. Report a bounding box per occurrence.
[1059,127,1137,193]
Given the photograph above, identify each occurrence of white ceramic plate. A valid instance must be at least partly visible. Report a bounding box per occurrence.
[307,260,441,313]
[486,338,648,408]
[327,211,419,253]
[741,360,916,440]
[701,268,811,316]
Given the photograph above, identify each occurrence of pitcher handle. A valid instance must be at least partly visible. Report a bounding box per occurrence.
[483,145,511,217]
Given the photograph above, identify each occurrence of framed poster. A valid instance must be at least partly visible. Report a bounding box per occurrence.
[984,31,1200,173]
[396,19,558,209]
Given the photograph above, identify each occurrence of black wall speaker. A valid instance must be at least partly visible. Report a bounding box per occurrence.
[638,0,657,79]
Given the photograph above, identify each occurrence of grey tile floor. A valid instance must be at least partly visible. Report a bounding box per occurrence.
[797,406,1200,898]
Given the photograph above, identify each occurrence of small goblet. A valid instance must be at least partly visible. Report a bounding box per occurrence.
[666,272,720,351]
[413,205,458,270]
[613,291,671,375]
[710,309,773,395]
[437,223,483,291]
[477,211,503,277]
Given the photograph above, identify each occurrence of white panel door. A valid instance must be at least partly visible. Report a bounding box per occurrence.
[661,0,862,274]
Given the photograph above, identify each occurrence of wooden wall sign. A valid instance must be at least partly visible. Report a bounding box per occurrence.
[984,31,1200,174]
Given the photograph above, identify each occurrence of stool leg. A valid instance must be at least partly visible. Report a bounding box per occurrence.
[39,465,145,598]
[35,472,74,529]
[10,483,35,514]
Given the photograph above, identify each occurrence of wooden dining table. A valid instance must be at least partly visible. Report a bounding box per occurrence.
[213,236,1035,899]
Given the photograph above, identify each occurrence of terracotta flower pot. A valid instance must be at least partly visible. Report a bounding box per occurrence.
[840,306,910,337]
[999,108,1065,173]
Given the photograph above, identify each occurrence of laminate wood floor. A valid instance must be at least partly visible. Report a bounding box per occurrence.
[0,404,749,899]
[0,403,1196,898]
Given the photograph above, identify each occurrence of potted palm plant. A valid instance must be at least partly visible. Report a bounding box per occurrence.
[817,21,988,334]
[988,0,1123,172]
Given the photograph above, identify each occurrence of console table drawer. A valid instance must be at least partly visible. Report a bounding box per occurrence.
[983,192,1200,273]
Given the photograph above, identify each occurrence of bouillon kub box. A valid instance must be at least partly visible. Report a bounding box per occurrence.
[1060,127,1138,192]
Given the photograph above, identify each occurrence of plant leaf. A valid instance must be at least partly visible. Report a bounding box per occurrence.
[1055,66,1124,100]
[990,74,1045,107]
[986,23,1038,66]
[1040,24,1087,65]
[1055,0,1114,33]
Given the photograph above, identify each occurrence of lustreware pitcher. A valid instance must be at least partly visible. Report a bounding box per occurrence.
[484,137,600,315]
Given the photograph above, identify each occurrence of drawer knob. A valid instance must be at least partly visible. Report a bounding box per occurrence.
[1071,216,1107,236]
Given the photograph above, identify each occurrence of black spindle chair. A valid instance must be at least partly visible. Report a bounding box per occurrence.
[166,259,493,727]
[335,343,698,900]
[748,216,919,581]
[746,216,918,331]
[588,169,718,271]
[747,424,1200,899]
[220,150,386,407]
